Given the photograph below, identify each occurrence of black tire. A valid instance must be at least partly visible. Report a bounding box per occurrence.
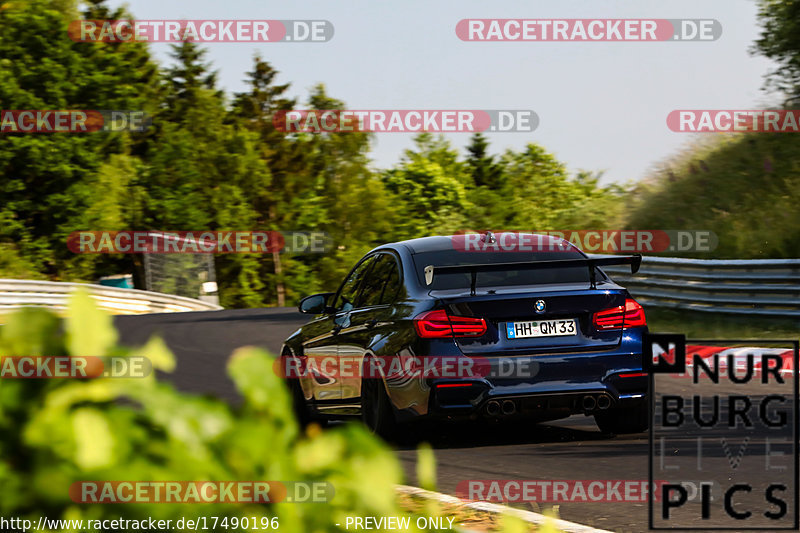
[361,376,399,440]
[594,403,649,435]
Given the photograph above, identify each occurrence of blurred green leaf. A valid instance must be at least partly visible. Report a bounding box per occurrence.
[72,408,114,470]
[0,307,63,356]
[134,335,175,373]
[416,443,437,492]
[65,290,117,357]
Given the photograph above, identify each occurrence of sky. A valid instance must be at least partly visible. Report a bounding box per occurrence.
[106,0,779,185]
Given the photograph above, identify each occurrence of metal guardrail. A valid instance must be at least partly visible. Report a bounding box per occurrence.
[602,257,800,318]
[0,279,223,315]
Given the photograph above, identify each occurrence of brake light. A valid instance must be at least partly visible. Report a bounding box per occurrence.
[593,299,646,330]
[414,309,487,338]
[436,383,474,388]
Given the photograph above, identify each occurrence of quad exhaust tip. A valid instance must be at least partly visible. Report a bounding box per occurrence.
[597,394,612,410]
[485,395,611,416]
[484,399,517,417]
[582,394,612,411]
[582,395,597,411]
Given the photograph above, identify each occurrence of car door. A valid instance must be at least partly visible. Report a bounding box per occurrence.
[296,312,339,404]
[301,255,374,405]
[338,252,403,401]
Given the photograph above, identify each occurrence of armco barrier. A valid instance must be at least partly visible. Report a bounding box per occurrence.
[601,256,800,318]
[0,279,222,315]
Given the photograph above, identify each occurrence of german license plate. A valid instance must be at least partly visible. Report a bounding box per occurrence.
[506,319,577,339]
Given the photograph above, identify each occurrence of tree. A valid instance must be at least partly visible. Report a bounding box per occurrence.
[492,144,621,232]
[0,0,634,308]
[143,42,270,307]
[383,133,472,238]
[496,144,573,229]
[162,41,220,121]
[0,0,158,281]
[463,134,506,231]
[230,56,298,305]
[466,133,503,189]
[753,0,800,103]
[289,85,395,293]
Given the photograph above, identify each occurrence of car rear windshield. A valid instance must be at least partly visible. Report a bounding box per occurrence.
[412,250,600,290]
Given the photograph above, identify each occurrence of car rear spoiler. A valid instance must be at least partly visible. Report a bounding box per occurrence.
[424,254,642,295]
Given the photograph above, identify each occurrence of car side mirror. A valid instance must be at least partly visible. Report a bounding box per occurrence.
[298,292,334,314]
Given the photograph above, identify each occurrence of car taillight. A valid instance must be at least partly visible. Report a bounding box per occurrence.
[593,299,646,330]
[414,309,487,338]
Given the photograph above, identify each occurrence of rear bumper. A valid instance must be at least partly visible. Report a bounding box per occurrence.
[426,372,647,420]
[389,330,648,422]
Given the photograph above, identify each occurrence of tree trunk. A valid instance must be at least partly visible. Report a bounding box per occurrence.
[272,250,285,307]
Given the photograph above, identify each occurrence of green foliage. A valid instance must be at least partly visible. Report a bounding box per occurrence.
[415,444,437,493]
[0,0,158,280]
[493,145,617,230]
[466,133,503,190]
[383,134,471,238]
[0,292,432,531]
[753,0,800,102]
[457,137,625,234]
[625,133,800,258]
[0,0,645,307]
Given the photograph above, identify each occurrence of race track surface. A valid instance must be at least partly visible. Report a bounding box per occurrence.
[114,308,785,533]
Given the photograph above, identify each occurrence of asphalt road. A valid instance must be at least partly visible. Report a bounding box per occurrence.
[116,307,303,404]
[114,309,796,533]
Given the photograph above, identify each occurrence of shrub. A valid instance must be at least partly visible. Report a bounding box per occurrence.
[0,291,422,531]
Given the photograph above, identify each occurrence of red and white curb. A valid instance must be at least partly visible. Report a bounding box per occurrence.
[397,485,612,533]
[661,345,796,378]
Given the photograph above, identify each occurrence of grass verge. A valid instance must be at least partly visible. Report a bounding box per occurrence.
[646,308,799,341]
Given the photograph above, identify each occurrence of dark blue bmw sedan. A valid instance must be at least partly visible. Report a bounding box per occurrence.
[281,232,648,438]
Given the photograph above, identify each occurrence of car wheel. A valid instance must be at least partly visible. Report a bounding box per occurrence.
[594,403,648,435]
[361,376,398,440]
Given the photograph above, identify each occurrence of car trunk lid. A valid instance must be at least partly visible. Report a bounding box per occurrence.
[434,283,627,355]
